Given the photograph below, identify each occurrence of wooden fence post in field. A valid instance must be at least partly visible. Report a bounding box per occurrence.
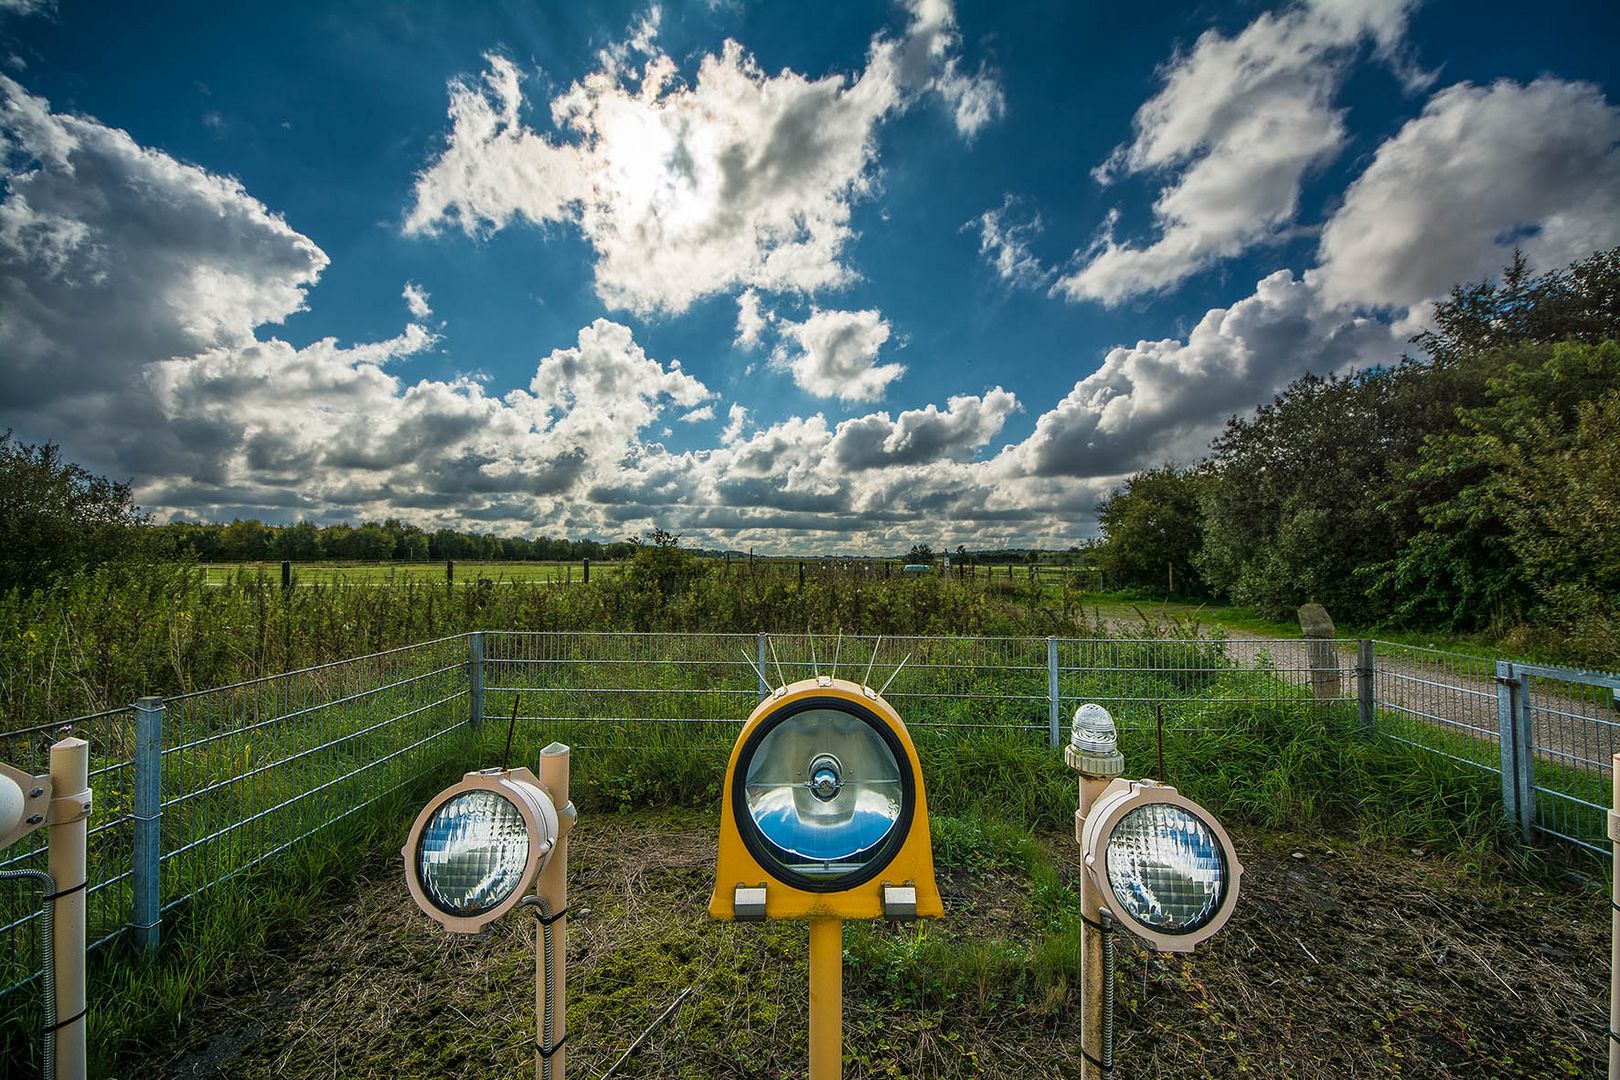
[281,560,291,591]
[583,558,590,584]
[446,560,454,587]
[1298,603,1340,700]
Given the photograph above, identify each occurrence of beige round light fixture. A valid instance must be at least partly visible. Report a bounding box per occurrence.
[1079,777,1242,953]
[403,767,559,933]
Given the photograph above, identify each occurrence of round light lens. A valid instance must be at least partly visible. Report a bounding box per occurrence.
[1105,803,1226,933]
[416,789,532,916]
[743,707,903,881]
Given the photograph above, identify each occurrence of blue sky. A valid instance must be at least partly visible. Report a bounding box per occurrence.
[1,0,1616,552]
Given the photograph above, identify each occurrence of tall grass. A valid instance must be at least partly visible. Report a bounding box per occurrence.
[0,559,1083,733]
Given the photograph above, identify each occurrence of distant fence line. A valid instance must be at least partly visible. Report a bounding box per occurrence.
[1,630,1615,1001]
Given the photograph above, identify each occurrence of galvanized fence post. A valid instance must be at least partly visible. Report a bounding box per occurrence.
[132,696,164,954]
[1495,661,1526,840]
[1356,640,1375,730]
[1047,637,1060,749]
[757,633,768,697]
[469,632,484,731]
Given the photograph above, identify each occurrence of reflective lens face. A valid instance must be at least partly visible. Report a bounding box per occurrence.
[743,708,904,881]
[1105,803,1226,933]
[417,790,531,916]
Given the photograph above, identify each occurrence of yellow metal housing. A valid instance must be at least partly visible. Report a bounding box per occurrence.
[709,677,943,921]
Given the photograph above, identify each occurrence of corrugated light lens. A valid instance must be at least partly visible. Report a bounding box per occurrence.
[1105,803,1226,932]
[744,708,903,879]
[417,789,531,916]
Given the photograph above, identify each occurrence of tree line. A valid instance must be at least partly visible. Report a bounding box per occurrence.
[1092,247,1619,661]
[155,518,637,564]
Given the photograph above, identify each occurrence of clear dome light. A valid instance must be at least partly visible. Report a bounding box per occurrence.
[417,789,532,917]
[1105,803,1226,933]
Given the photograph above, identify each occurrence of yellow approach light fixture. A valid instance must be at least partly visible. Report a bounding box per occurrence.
[403,744,576,1080]
[710,676,942,921]
[713,649,941,1080]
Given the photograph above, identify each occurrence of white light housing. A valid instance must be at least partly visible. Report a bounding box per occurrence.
[1080,778,1242,952]
[403,768,559,933]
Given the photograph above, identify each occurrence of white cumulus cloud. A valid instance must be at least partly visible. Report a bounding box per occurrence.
[406,2,999,315]
[772,308,904,403]
[1317,77,1620,318]
[1056,0,1419,306]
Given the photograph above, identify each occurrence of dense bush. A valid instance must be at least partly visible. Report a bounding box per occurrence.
[1089,247,1620,661]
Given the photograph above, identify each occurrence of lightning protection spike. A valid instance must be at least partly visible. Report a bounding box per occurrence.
[878,651,912,697]
[767,635,788,694]
[864,635,883,692]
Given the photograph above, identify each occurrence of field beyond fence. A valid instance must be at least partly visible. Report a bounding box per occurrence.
[1,629,1616,1070]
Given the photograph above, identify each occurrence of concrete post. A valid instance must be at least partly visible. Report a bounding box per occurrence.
[1298,603,1340,700]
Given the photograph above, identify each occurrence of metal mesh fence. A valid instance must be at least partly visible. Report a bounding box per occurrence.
[1369,643,1502,772]
[1514,662,1620,856]
[1056,637,1353,734]
[4,630,1618,1005]
[0,707,136,995]
[158,635,471,914]
[0,637,471,1001]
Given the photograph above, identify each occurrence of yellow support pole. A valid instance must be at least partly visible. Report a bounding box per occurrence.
[808,917,843,1080]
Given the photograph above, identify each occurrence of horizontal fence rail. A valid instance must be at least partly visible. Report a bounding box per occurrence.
[2,629,1617,1005]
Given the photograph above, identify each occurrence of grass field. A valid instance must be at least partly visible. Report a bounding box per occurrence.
[189,560,621,586]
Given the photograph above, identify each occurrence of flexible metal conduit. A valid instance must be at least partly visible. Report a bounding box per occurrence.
[0,867,57,1079]
[521,895,558,1080]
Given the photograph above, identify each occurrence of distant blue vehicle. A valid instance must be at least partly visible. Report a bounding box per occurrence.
[901,564,932,574]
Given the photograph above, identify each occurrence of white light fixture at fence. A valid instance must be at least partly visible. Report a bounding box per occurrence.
[403,744,575,1079]
[1079,777,1242,951]
[404,767,561,933]
[1066,703,1242,1080]
[0,740,92,1080]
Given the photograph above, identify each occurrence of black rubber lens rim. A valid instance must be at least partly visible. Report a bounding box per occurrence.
[731,694,916,894]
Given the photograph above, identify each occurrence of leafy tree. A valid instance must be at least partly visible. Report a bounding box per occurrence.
[1094,465,1207,595]
[906,544,934,563]
[1196,370,1414,620]
[0,432,149,592]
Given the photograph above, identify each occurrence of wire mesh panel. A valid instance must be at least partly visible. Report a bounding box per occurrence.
[0,706,136,998]
[761,634,1050,734]
[1517,663,1620,855]
[1369,644,1502,772]
[156,635,471,916]
[1056,637,1353,735]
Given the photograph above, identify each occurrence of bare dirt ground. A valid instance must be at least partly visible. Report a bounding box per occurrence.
[137,809,1607,1079]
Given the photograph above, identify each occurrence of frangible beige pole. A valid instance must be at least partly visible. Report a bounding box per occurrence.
[1609,752,1619,1080]
[1077,771,1109,1080]
[538,744,572,1080]
[48,737,90,1080]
